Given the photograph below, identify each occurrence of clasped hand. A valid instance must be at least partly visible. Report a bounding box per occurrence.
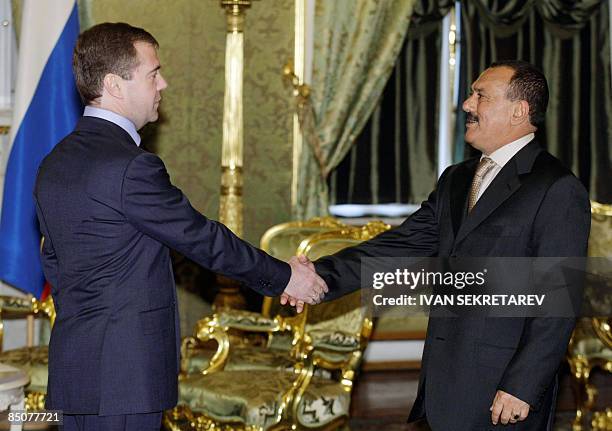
[280,255,328,313]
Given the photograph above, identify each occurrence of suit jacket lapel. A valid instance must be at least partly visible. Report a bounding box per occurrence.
[450,159,477,237]
[454,141,543,245]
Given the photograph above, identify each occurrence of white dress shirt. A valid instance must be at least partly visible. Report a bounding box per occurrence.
[83,106,141,146]
[476,133,535,201]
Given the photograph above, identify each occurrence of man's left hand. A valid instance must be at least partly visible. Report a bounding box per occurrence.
[490,390,530,425]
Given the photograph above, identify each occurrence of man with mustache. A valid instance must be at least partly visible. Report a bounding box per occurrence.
[291,60,590,430]
[34,22,327,431]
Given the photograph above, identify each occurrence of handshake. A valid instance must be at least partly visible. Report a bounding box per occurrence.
[280,255,329,313]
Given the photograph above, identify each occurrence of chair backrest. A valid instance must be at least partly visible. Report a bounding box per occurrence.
[297,221,390,327]
[588,201,612,349]
[259,217,348,318]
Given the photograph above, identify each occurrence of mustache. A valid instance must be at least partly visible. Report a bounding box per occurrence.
[466,113,478,123]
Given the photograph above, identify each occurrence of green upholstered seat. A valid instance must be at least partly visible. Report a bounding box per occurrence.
[180,370,299,429]
[179,369,351,430]
[183,344,295,375]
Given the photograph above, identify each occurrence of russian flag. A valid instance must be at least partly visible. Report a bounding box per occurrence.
[0,0,81,297]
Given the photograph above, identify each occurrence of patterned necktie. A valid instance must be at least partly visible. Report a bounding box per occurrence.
[468,157,496,212]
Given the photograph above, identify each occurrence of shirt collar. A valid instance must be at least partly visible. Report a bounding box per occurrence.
[482,133,535,168]
[83,106,141,146]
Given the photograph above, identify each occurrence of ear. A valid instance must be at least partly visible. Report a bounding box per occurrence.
[511,100,530,126]
[102,73,123,99]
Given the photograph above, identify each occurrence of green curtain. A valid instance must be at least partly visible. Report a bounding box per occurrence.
[391,0,453,204]
[329,0,454,206]
[295,0,417,219]
[459,0,611,202]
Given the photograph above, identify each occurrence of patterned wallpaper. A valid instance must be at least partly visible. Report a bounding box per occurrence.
[79,0,295,245]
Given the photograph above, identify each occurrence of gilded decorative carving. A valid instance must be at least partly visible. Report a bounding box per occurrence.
[592,317,612,349]
[259,216,347,254]
[25,391,46,411]
[566,201,612,430]
[219,166,243,237]
[295,221,391,257]
[592,408,612,430]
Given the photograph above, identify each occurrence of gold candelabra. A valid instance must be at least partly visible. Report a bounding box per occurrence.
[218,0,256,237]
[214,0,257,309]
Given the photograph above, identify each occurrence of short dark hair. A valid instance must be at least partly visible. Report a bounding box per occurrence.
[489,60,549,127]
[73,22,158,104]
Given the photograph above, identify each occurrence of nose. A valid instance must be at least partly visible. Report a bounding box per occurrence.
[158,73,168,91]
[462,93,475,113]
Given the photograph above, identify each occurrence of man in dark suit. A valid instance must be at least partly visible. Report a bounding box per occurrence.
[292,61,590,430]
[34,23,327,431]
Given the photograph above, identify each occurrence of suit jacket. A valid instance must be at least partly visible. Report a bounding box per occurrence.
[34,116,290,415]
[315,141,590,430]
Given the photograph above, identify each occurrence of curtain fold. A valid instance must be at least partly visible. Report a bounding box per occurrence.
[328,0,454,208]
[330,0,453,206]
[459,0,611,202]
[294,0,416,219]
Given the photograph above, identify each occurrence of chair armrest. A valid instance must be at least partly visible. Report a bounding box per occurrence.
[181,316,230,376]
[307,318,374,390]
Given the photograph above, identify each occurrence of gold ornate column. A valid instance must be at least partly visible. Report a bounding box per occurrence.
[214,0,255,309]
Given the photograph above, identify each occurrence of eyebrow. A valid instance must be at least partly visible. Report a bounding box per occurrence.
[147,65,161,75]
[470,84,487,95]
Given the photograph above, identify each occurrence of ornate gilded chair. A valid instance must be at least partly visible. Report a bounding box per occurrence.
[166,312,313,431]
[567,201,612,431]
[165,221,390,430]
[0,295,55,411]
[180,216,348,376]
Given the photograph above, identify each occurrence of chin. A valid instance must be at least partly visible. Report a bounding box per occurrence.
[465,136,484,152]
